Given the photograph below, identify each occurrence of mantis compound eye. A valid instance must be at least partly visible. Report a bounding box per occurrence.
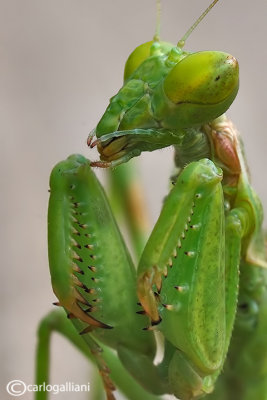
[162,51,239,126]
[124,41,154,81]
[124,40,173,81]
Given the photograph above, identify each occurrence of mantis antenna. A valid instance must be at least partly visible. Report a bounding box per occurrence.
[153,0,161,42]
[177,0,220,48]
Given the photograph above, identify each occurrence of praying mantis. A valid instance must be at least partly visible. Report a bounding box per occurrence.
[35,0,267,399]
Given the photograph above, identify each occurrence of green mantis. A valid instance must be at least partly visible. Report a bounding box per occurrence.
[36,1,267,399]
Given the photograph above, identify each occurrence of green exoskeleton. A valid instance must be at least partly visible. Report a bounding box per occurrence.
[36,1,267,399]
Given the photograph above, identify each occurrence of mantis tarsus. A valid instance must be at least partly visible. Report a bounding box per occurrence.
[36,1,267,399]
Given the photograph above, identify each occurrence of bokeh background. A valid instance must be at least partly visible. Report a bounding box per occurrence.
[1,0,267,399]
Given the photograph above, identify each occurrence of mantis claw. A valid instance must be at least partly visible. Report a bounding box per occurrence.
[47,154,158,397]
[89,138,100,148]
[87,129,96,147]
[86,136,93,147]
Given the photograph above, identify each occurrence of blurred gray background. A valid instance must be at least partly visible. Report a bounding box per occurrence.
[1,0,267,399]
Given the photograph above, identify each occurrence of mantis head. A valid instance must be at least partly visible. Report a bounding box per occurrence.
[89,0,239,167]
